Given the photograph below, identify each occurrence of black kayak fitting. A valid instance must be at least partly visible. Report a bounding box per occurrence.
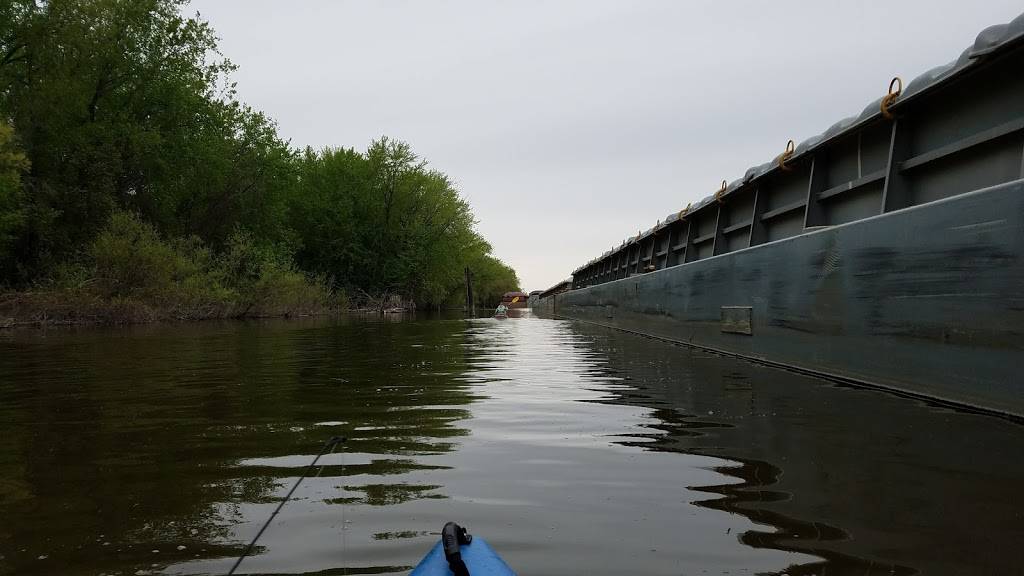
[441,521,473,576]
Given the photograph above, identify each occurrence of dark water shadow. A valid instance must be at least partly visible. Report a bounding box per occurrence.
[0,316,478,576]
[566,321,1024,576]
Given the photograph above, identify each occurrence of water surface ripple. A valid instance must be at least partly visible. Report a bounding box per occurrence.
[0,314,1021,575]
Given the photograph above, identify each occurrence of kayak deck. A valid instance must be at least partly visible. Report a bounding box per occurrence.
[409,537,515,575]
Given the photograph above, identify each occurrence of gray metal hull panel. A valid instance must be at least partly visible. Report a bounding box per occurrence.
[545,179,1024,417]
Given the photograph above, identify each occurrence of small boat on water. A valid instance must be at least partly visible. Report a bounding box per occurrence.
[494,294,523,319]
[410,522,516,575]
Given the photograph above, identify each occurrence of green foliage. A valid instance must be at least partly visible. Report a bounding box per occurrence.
[290,139,519,309]
[0,0,294,280]
[0,122,29,274]
[464,254,521,309]
[0,0,516,318]
[218,229,332,316]
[91,211,188,299]
[85,211,332,318]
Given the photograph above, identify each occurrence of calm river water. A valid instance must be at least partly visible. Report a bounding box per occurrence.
[1,313,1021,575]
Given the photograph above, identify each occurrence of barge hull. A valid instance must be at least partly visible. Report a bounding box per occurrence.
[537,179,1024,418]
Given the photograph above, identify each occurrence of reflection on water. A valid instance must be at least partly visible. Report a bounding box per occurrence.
[0,314,1021,575]
[571,321,1024,576]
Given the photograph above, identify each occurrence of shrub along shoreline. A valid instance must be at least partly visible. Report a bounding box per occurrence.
[0,0,519,326]
[0,288,334,327]
[1,212,339,326]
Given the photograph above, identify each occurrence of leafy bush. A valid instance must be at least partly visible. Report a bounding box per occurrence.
[0,123,29,278]
[219,229,333,316]
[56,211,335,322]
[91,211,188,299]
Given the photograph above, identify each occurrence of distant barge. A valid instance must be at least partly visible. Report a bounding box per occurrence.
[501,291,529,309]
[533,12,1024,418]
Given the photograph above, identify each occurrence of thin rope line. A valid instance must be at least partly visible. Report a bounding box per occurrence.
[316,442,337,478]
[341,446,347,575]
[227,436,345,575]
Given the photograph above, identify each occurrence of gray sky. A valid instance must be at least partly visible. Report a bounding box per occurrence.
[188,0,1022,291]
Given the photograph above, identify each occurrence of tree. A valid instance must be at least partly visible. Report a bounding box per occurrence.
[0,1,519,312]
[0,0,292,281]
[0,122,29,276]
[289,139,518,309]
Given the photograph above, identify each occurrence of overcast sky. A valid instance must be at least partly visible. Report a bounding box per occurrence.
[188,0,1022,291]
